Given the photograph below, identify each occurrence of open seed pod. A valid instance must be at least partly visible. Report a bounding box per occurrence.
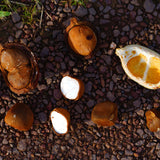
[60,75,84,101]
[65,17,97,58]
[0,43,39,95]
[116,44,160,89]
[50,108,70,135]
[5,103,34,131]
[145,108,160,132]
[91,101,118,126]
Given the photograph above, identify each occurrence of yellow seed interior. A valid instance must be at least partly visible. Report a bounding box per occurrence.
[127,55,146,79]
[146,57,160,84]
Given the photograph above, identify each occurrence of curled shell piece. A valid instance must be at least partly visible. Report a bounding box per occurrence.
[0,43,39,94]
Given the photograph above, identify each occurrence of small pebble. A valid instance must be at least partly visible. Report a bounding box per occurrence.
[103,6,111,13]
[136,16,143,22]
[75,6,88,17]
[37,84,47,91]
[2,138,8,145]
[15,30,22,39]
[15,22,24,29]
[113,30,120,37]
[0,108,5,114]
[17,139,26,151]
[144,0,155,13]
[89,8,96,15]
[40,47,50,57]
[53,89,62,100]
[12,12,21,23]
[137,129,144,137]
[38,112,47,123]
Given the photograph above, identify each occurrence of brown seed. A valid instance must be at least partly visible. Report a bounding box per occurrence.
[66,18,97,57]
[145,108,160,132]
[91,101,118,126]
[5,103,34,131]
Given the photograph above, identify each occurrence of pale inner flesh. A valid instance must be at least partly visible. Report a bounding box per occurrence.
[51,111,67,134]
[60,76,80,99]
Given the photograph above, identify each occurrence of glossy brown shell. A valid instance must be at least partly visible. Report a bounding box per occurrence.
[66,18,97,58]
[91,101,118,127]
[0,43,39,95]
[5,103,34,131]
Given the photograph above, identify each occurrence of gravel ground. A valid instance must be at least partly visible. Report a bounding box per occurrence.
[0,0,160,159]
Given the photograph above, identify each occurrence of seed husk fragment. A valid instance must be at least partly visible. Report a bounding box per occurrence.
[145,108,160,132]
[91,101,118,126]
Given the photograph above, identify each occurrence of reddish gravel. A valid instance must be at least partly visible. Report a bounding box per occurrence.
[0,0,160,159]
